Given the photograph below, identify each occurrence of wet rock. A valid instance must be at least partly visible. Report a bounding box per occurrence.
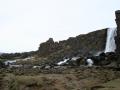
[115,10,120,54]
[85,52,110,66]
[115,10,120,67]
[105,52,119,67]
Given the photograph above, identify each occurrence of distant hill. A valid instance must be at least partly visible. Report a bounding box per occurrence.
[0,52,4,55]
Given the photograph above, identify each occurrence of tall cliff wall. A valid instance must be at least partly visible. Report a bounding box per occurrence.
[38,29,107,57]
[115,10,120,54]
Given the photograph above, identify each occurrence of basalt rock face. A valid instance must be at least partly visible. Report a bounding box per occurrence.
[115,10,120,54]
[38,29,107,57]
[38,38,63,56]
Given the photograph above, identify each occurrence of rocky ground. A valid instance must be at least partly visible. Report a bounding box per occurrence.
[0,66,120,90]
[96,78,120,90]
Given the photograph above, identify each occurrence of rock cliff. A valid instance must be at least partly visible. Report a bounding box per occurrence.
[115,10,120,54]
[38,29,107,58]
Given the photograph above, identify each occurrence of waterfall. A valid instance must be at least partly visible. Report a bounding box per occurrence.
[105,28,117,53]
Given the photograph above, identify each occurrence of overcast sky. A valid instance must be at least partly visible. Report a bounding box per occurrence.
[0,0,120,53]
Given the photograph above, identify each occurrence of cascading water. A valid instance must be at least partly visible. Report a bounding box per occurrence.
[105,28,117,53]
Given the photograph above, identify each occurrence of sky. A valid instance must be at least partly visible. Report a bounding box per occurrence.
[0,0,120,53]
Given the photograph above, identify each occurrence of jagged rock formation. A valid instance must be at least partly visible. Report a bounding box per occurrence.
[38,29,107,58]
[38,38,63,56]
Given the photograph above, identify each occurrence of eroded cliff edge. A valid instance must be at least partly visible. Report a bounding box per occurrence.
[38,29,107,59]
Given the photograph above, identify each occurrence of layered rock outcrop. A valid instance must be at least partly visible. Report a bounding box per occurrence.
[38,29,107,57]
[38,38,63,56]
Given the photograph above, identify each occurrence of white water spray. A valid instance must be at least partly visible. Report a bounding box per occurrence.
[57,58,69,65]
[105,28,117,53]
[86,59,93,67]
